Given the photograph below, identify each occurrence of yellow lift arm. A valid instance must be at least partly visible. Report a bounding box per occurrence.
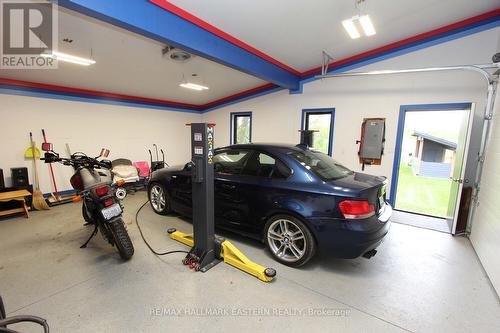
[167,229,276,283]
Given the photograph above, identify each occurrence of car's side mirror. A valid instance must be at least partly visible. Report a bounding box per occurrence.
[41,142,53,151]
[184,162,193,171]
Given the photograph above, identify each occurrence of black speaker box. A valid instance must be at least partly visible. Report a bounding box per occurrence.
[11,167,29,187]
[0,168,4,190]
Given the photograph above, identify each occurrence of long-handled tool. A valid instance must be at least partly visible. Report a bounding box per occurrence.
[24,137,40,159]
[41,129,60,200]
[41,132,76,206]
[29,132,50,211]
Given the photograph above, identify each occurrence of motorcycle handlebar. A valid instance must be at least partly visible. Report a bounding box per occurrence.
[43,152,110,169]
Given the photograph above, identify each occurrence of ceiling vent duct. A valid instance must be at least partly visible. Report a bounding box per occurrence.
[163,46,191,62]
[170,50,191,62]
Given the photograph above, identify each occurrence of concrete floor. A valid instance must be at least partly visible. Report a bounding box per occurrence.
[1,192,499,333]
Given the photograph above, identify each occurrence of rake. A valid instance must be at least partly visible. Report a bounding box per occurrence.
[29,132,50,211]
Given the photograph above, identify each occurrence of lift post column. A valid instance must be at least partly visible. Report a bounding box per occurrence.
[187,122,220,271]
[168,122,276,281]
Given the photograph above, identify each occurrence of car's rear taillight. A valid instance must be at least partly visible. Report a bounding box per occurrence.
[339,200,375,219]
[95,185,109,197]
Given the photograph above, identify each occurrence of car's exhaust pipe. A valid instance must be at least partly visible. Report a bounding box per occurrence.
[362,249,377,259]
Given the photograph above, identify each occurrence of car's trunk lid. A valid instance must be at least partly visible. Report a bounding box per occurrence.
[328,172,388,213]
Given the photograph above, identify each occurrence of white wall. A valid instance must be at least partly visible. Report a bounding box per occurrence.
[1,26,499,295]
[203,28,500,199]
[0,95,200,193]
[201,27,500,295]
[469,31,500,296]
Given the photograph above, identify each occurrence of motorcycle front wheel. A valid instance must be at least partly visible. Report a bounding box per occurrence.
[109,218,134,260]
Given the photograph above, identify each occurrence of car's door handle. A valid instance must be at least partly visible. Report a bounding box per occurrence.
[220,184,236,190]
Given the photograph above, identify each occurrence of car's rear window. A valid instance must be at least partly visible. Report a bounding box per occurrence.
[289,150,353,181]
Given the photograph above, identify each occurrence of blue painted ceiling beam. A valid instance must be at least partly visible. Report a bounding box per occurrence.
[56,0,300,90]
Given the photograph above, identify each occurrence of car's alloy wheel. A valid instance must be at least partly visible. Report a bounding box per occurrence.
[149,183,170,215]
[265,215,315,267]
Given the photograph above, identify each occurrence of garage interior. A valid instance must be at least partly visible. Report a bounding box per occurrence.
[1,1,500,332]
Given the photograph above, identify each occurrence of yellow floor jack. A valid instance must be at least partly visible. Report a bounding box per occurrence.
[174,123,276,283]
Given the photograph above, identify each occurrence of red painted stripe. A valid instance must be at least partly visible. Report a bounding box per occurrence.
[0,78,200,108]
[149,0,302,76]
[302,8,500,77]
[203,8,500,108]
[1,9,498,111]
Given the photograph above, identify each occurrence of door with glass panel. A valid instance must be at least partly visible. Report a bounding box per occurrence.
[392,106,472,233]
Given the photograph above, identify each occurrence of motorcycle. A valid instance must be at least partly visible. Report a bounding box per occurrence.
[41,144,134,260]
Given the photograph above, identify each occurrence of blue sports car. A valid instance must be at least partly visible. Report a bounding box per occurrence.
[148,143,392,267]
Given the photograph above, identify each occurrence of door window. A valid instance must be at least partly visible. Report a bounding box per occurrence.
[241,152,291,178]
[213,150,251,175]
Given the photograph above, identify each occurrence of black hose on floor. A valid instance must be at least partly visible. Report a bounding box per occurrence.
[135,200,188,256]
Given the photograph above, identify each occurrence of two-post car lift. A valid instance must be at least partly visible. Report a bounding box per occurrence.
[167,123,276,282]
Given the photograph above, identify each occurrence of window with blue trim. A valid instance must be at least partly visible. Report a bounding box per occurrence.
[302,109,335,155]
[231,112,252,144]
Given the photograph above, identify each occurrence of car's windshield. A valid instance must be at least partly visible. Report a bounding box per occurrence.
[289,150,354,181]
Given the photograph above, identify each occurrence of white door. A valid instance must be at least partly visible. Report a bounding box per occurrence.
[447,106,474,234]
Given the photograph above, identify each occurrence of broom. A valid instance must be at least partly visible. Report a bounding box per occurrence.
[30,133,50,210]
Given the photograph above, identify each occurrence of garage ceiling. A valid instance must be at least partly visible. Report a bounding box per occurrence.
[168,0,499,72]
[0,8,267,105]
[0,1,498,109]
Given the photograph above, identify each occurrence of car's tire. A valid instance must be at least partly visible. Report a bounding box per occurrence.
[148,182,171,215]
[109,218,134,260]
[264,214,316,267]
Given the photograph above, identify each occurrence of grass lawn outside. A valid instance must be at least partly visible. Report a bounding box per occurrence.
[395,164,452,217]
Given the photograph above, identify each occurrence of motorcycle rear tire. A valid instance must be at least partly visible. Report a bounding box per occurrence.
[82,202,94,223]
[109,218,134,260]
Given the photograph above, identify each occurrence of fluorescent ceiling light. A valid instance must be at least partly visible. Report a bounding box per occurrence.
[342,15,376,39]
[179,82,209,91]
[40,51,96,66]
[342,19,361,39]
[359,15,376,36]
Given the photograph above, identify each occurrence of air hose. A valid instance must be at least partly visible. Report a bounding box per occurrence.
[135,200,188,256]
